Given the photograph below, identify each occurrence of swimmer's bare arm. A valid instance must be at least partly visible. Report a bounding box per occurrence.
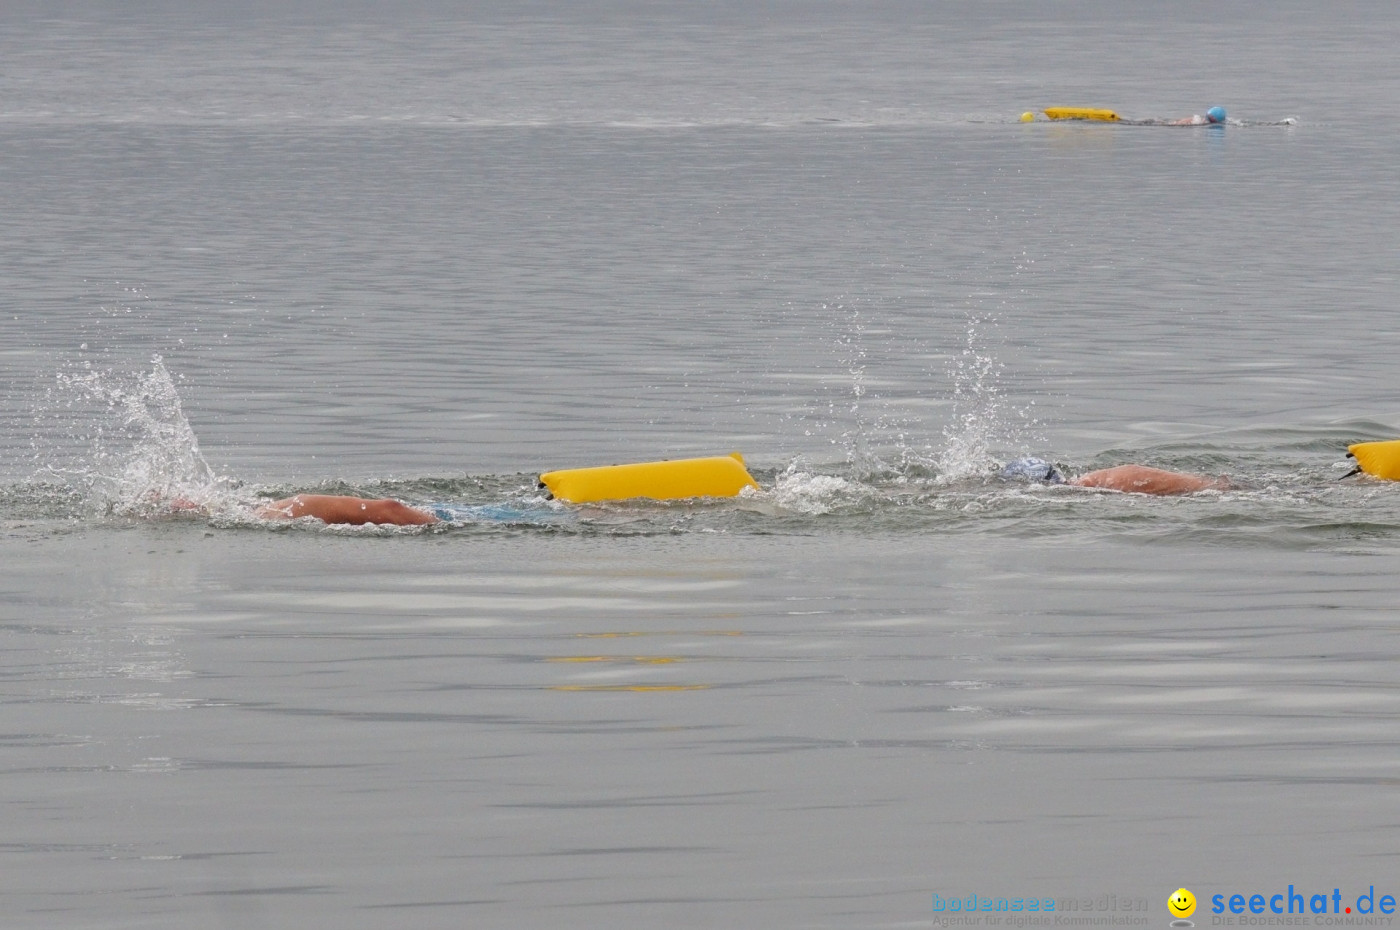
[1070,465,1229,496]
[256,494,439,526]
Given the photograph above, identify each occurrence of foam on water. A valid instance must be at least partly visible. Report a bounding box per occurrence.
[767,459,875,516]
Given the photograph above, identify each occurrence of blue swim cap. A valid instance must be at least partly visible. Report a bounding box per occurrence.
[999,457,1066,485]
[1206,106,1226,124]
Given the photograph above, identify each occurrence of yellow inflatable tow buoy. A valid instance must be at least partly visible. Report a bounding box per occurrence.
[539,452,759,503]
[1043,107,1120,122]
[1347,439,1400,481]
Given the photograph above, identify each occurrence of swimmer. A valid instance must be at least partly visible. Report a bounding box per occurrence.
[256,494,440,525]
[1167,105,1227,126]
[251,494,560,526]
[1000,458,1230,495]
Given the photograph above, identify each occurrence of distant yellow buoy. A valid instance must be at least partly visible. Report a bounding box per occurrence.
[1019,111,1035,122]
[1043,107,1121,122]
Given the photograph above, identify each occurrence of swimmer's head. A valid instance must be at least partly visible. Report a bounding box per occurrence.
[1206,106,1227,124]
[999,457,1066,485]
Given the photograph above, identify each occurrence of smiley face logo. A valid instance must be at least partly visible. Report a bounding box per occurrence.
[1168,888,1197,919]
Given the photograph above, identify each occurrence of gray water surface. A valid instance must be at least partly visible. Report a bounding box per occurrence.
[3,2,1399,928]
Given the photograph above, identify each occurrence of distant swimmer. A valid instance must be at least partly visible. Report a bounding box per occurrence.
[1000,458,1230,495]
[1166,105,1227,126]
[1039,105,1230,126]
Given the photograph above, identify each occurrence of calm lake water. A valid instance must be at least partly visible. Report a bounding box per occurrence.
[3,2,1400,928]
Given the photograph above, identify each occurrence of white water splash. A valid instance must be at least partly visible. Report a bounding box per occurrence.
[769,459,874,515]
[43,356,232,516]
[803,301,1042,485]
[824,299,941,480]
[937,316,1037,481]
[831,302,889,478]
